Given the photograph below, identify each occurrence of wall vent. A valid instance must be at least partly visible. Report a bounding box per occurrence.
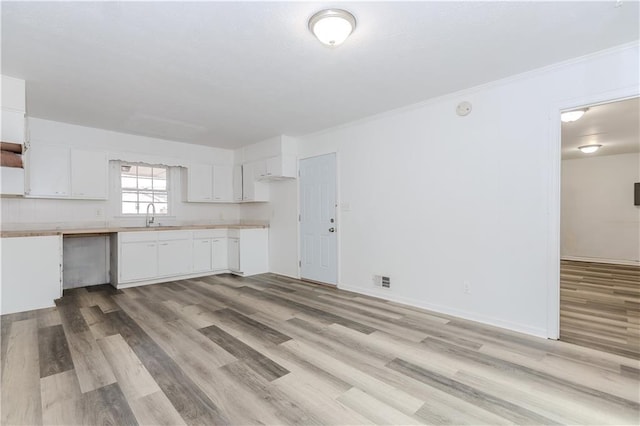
[373,275,391,288]
[381,276,390,288]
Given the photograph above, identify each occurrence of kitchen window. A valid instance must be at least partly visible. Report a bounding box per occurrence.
[120,163,169,215]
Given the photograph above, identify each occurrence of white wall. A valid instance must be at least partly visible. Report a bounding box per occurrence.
[243,43,640,338]
[562,153,640,264]
[1,118,240,228]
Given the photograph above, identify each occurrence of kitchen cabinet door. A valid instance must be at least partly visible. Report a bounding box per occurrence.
[1,235,62,315]
[193,238,212,272]
[233,165,243,202]
[26,144,70,197]
[212,237,228,271]
[187,164,213,202]
[70,148,108,199]
[1,109,24,144]
[120,241,158,282]
[228,237,240,272]
[158,238,192,277]
[241,162,269,202]
[212,164,233,202]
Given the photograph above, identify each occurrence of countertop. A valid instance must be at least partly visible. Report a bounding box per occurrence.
[0,223,268,238]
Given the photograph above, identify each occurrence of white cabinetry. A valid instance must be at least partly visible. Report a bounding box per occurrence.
[193,229,227,272]
[233,165,243,202]
[187,164,213,201]
[115,227,266,288]
[228,237,240,272]
[1,235,62,315]
[70,149,108,199]
[193,237,212,272]
[1,109,25,144]
[212,237,228,270]
[187,164,233,202]
[119,232,158,282]
[258,156,297,180]
[242,161,269,202]
[26,145,108,199]
[158,231,192,277]
[27,144,70,197]
[1,75,26,196]
[212,164,233,201]
[227,228,268,276]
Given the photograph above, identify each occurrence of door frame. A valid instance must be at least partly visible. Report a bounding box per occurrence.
[297,152,340,286]
[546,84,639,339]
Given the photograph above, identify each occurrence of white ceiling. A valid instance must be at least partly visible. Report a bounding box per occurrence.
[2,1,639,149]
[562,97,640,160]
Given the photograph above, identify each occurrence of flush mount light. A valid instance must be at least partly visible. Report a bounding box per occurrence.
[578,144,602,154]
[561,108,588,123]
[309,9,356,46]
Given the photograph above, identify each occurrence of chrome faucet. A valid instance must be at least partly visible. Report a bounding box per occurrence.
[145,203,156,227]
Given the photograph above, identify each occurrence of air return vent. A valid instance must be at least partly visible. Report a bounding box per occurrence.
[381,276,390,288]
[373,275,391,288]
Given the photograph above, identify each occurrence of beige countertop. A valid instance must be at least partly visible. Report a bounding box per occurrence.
[0,223,268,238]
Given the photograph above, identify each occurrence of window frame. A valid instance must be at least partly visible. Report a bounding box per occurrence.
[119,162,170,216]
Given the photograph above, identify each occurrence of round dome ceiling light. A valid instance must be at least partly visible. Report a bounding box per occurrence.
[578,144,602,154]
[561,108,588,123]
[309,9,356,46]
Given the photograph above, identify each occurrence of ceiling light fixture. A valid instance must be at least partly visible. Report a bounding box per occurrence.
[578,144,602,154]
[309,9,356,46]
[561,108,588,123]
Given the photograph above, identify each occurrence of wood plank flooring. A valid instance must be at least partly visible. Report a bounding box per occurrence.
[560,260,640,359]
[2,273,639,425]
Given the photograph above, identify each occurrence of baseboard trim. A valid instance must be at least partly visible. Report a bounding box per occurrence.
[338,284,549,339]
[561,256,639,267]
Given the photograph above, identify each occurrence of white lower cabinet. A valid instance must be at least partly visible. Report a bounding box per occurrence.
[227,228,269,276]
[1,235,62,315]
[116,227,266,287]
[158,232,192,277]
[120,241,157,281]
[212,237,228,271]
[119,232,159,282]
[228,237,240,272]
[193,238,212,272]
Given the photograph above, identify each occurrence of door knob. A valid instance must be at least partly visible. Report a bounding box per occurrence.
[328,227,335,232]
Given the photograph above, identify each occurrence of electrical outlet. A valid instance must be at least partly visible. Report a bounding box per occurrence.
[463,280,471,295]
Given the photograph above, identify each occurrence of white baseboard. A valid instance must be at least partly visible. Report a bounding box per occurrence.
[337,284,549,339]
[561,256,639,267]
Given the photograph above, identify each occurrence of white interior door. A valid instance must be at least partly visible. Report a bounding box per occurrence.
[299,153,337,285]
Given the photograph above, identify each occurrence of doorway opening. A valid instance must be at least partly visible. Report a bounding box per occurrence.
[559,96,640,359]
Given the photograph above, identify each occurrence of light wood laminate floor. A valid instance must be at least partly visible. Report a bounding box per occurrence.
[560,260,640,360]
[2,273,639,425]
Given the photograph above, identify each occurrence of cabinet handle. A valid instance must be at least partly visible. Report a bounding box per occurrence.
[202,240,209,243]
[160,243,169,246]
[148,244,156,247]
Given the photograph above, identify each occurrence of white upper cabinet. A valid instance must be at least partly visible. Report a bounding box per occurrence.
[187,163,213,202]
[26,145,108,199]
[212,164,233,201]
[233,165,243,202]
[259,155,297,180]
[187,163,233,202]
[1,109,25,144]
[70,149,108,199]
[26,144,70,197]
[1,75,26,196]
[242,161,269,202]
